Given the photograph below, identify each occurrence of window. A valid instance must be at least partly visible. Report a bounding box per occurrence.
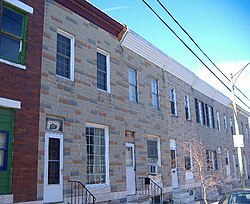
[211,151,218,170]
[223,115,228,132]
[97,49,110,92]
[184,95,191,120]
[151,79,159,109]
[245,125,249,140]
[0,132,8,171]
[86,124,109,185]
[184,156,191,170]
[216,111,221,131]
[56,30,74,80]
[205,104,214,128]
[170,87,177,116]
[128,68,138,103]
[195,98,205,125]
[0,2,27,64]
[241,122,244,135]
[147,137,160,174]
[230,117,233,135]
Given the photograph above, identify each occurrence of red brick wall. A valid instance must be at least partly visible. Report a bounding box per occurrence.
[0,0,44,202]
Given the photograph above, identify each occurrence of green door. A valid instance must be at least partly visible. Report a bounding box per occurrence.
[0,108,14,195]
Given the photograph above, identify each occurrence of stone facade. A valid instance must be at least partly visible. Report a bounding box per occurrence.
[37,0,250,203]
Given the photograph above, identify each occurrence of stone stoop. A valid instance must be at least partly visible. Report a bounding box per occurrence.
[0,195,13,204]
[126,194,151,204]
[172,191,200,204]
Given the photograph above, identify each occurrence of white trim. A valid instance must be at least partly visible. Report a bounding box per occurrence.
[170,87,177,116]
[4,0,33,14]
[120,29,248,112]
[57,29,75,81]
[0,97,21,109]
[97,48,111,93]
[0,58,26,70]
[85,123,110,187]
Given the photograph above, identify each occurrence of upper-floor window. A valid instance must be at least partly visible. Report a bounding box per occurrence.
[56,30,74,80]
[223,115,228,132]
[0,2,28,64]
[184,95,191,120]
[170,87,177,116]
[241,122,244,135]
[216,111,221,131]
[195,98,205,125]
[205,104,214,128]
[147,136,161,175]
[246,125,249,139]
[97,49,110,92]
[128,68,138,103]
[151,79,159,109]
[230,117,233,135]
[85,124,109,185]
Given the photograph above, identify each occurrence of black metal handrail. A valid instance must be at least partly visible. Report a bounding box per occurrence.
[139,177,163,204]
[68,180,96,204]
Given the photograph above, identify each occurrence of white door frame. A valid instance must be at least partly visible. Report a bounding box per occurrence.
[244,155,249,180]
[126,143,136,195]
[44,132,64,203]
[170,139,179,189]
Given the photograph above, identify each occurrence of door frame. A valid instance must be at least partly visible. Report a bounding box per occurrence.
[170,139,179,189]
[43,132,64,203]
[125,143,136,195]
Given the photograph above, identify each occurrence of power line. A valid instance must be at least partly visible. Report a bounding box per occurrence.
[156,0,250,104]
[141,0,231,92]
[141,0,250,110]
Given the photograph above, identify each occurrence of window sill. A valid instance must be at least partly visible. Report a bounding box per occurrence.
[0,58,26,70]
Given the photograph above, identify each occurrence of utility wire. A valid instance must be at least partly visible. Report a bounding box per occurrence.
[141,0,231,92]
[156,0,250,103]
[141,0,250,110]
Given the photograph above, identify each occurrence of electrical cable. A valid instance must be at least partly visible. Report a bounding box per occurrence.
[156,0,250,103]
[141,0,250,110]
[141,0,231,92]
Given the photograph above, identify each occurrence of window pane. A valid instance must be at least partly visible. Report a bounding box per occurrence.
[129,85,136,102]
[0,133,7,149]
[48,161,60,184]
[48,138,60,184]
[97,52,107,90]
[128,68,136,85]
[97,52,107,71]
[97,71,107,90]
[151,79,157,93]
[86,126,106,184]
[0,34,19,62]
[2,7,23,37]
[0,150,4,166]
[56,34,71,79]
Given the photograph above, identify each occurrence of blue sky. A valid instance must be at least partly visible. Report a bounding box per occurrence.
[89,0,250,110]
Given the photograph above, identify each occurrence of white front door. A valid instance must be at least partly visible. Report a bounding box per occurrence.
[170,139,179,189]
[244,155,249,180]
[233,155,237,178]
[44,132,63,203]
[226,149,231,177]
[126,143,136,195]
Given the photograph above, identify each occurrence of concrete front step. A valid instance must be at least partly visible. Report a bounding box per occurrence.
[126,194,151,204]
[172,191,198,204]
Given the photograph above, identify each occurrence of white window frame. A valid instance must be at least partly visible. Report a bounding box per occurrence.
[151,79,159,109]
[224,114,228,132]
[4,0,33,14]
[245,125,249,140]
[128,68,138,103]
[85,123,109,187]
[147,135,161,175]
[184,95,191,120]
[207,104,213,128]
[230,117,233,134]
[198,100,204,125]
[170,87,177,116]
[216,111,221,131]
[56,29,74,81]
[97,48,110,93]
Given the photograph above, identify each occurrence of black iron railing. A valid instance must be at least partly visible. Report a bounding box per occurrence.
[139,177,163,204]
[68,180,96,204]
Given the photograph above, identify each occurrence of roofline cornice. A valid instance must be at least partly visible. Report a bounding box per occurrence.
[54,0,124,37]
